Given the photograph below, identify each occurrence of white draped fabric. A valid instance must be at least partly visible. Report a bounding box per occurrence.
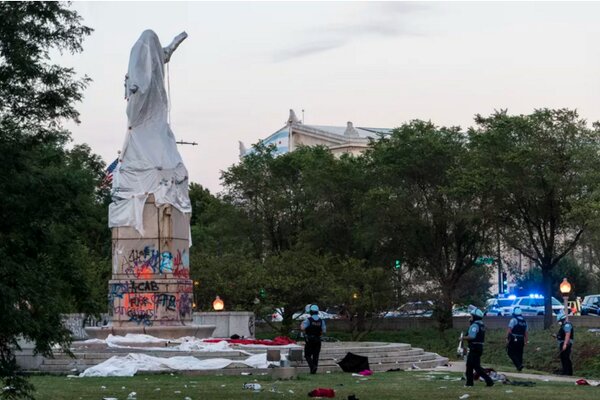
[109,30,191,234]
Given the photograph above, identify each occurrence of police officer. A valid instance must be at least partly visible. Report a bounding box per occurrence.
[506,307,528,371]
[300,304,326,374]
[462,308,494,387]
[555,311,574,375]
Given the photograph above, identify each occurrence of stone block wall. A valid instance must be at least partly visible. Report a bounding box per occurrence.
[108,196,193,327]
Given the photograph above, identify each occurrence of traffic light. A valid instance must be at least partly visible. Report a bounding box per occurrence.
[394,260,401,270]
[502,272,508,293]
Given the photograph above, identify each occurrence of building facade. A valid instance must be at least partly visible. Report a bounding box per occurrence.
[239,109,392,158]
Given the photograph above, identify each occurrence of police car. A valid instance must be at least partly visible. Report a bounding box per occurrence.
[503,294,565,316]
[484,296,517,316]
[581,294,600,316]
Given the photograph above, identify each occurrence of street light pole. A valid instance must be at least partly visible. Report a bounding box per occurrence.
[559,278,572,319]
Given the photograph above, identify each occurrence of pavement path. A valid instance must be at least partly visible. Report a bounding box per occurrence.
[423,360,594,384]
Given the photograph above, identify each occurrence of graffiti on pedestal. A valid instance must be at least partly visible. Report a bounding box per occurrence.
[172,249,190,278]
[179,292,192,318]
[160,251,173,273]
[112,245,193,325]
[122,245,160,279]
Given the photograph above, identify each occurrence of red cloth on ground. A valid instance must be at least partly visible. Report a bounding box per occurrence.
[358,369,373,376]
[576,379,589,386]
[308,388,335,398]
[202,336,296,346]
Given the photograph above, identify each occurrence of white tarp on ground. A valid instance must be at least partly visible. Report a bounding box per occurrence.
[79,335,240,352]
[78,334,301,351]
[79,353,269,377]
[109,30,191,234]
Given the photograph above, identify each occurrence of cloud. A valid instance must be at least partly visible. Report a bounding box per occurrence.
[274,39,347,62]
[273,2,430,62]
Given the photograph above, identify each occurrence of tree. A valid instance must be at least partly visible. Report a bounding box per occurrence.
[217,144,395,335]
[513,256,594,300]
[364,121,494,329]
[471,109,600,328]
[0,2,92,397]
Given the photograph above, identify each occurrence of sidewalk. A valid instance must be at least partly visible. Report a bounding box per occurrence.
[426,361,589,384]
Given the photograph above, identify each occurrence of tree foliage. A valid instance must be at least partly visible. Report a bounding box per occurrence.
[0,2,95,398]
[470,109,600,328]
[363,121,494,329]
[194,144,394,336]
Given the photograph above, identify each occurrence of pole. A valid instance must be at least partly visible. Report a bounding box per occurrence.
[497,228,502,294]
[563,295,569,320]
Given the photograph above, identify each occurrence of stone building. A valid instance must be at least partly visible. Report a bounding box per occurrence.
[239,109,392,158]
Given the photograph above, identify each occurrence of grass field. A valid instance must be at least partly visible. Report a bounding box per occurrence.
[29,371,598,400]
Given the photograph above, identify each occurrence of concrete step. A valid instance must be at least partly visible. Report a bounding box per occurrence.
[34,342,449,375]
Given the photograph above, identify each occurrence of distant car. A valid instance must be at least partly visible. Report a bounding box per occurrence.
[484,297,517,316]
[505,295,566,316]
[269,307,338,322]
[292,310,338,320]
[581,294,600,316]
[383,301,434,318]
[452,305,471,317]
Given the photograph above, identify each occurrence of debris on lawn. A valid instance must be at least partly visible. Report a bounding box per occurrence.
[575,379,600,386]
[308,388,335,398]
[243,383,262,392]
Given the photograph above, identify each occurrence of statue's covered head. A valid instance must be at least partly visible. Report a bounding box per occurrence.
[138,30,163,59]
[126,29,168,127]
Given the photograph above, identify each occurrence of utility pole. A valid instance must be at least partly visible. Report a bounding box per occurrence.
[497,228,502,294]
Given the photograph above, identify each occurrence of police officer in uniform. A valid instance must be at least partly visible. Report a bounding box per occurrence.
[300,304,326,374]
[462,308,494,387]
[555,311,574,375]
[506,307,528,371]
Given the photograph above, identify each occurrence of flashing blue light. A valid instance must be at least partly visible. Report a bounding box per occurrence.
[508,295,517,300]
[528,294,543,299]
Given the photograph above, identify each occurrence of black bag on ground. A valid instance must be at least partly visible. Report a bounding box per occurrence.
[337,352,370,373]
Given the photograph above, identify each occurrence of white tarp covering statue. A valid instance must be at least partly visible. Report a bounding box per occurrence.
[109,30,191,233]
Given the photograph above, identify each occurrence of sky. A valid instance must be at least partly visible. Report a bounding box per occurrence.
[60,1,600,194]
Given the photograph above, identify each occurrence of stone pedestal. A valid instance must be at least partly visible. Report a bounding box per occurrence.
[193,311,255,338]
[97,196,215,339]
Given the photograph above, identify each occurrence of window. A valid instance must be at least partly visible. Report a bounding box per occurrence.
[519,298,530,306]
[530,299,544,307]
[498,299,514,307]
[551,298,562,306]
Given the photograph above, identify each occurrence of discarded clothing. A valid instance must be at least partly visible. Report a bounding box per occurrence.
[308,388,335,398]
[203,336,296,346]
[337,353,370,373]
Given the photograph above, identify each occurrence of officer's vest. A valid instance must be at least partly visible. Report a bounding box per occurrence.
[305,317,323,340]
[557,322,574,343]
[511,316,527,337]
[469,320,486,347]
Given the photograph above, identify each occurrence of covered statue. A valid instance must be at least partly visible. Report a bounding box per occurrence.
[109,30,190,233]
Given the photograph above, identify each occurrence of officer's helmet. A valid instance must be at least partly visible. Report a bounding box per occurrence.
[512,307,522,316]
[556,311,567,322]
[470,308,484,318]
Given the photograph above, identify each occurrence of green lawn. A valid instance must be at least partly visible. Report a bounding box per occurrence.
[29,371,598,400]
